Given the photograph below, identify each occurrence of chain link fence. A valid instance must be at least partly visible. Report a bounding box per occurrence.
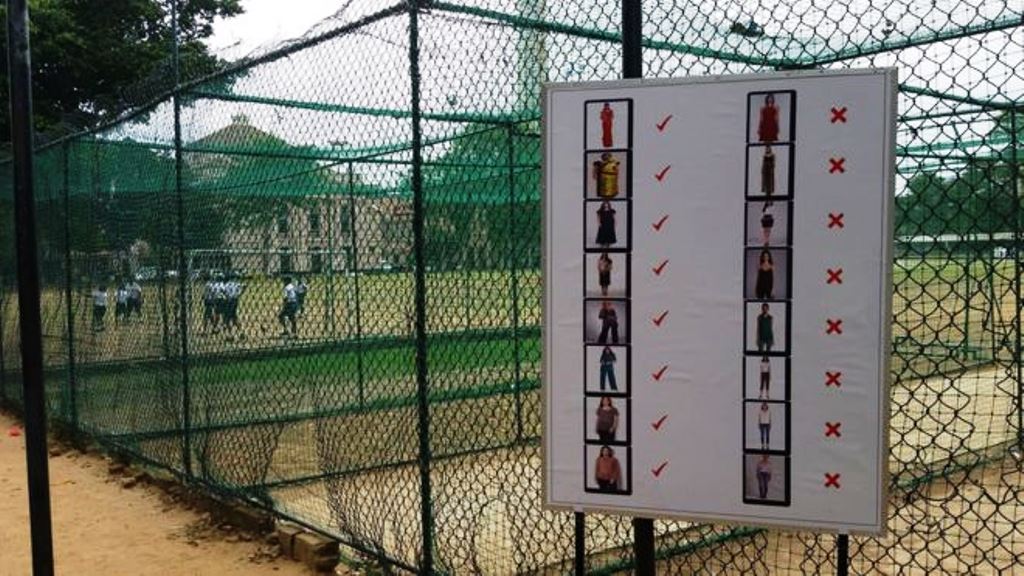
[2,0,1023,573]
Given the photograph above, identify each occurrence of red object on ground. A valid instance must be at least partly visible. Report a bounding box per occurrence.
[8,426,22,437]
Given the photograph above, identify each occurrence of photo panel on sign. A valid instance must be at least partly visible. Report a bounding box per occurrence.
[585,252,630,298]
[747,91,795,144]
[584,298,630,345]
[744,247,791,301]
[585,99,632,150]
[745,144,792,201]
[584,150,631,200]
[743,453,789,506]
[585,444,632,495]
[585,396,631,446]
[585,199,631,251]
[745,301,789,355]
[585,345,630,396]
[743,400,788,453]
[745,200,790,247]
[743,355,789,401]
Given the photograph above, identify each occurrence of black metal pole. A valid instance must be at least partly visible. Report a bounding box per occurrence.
[836,533,850,576]
[622,0,643,79]
[574,512,586,575]
[170,0,193,476]
[6,1,56,573]
[507,123,523,442]
[61,142,78,431]
[622,1,655,573]
[1011,111,1022,443]
[408,2,436,573]
[347,162,365,409]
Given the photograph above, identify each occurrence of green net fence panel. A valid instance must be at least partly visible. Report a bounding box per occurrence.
[1,0,1023,573]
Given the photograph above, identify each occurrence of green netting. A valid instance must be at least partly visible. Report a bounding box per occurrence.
[2,0,1023,573]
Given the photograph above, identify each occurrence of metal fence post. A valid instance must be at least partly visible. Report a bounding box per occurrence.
[62,142,78,430]
[171,0,193,477]
[621,0,655,573]
[1011,110,1022,442]
[574,512,586,575]
[837,533,850,576]
[7,1,56,572]
[348,162,366,408]
[408,2,436,572]
[507,122,523,442]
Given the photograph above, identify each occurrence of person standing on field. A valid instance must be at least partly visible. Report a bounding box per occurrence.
[127,279,143,319]
[223,274,244,340]
[114,283,129,327]
[295,276,308,317]
[91,285,109,332]
[278,276,299,337]
[203,276,219,333]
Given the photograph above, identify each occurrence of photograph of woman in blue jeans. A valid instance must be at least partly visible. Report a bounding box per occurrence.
[599,346,617,391]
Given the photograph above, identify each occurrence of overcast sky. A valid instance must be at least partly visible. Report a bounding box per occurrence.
[206,0,345,61]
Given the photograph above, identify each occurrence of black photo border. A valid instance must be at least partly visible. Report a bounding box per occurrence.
[583,396,633,447]
[583,198,632,253]
[741,452,791,507]
[583,297,632,346]
[744,199,794,248]
[742,299,792,356]
[745,90,798,146]
[584,444,634,496]
[584,344,631,398]
[583,149,633,200]
[742,246,794,302]
[583,98,635,151]
[741,399,791,455]
[741,354,792,402]
[744,142,795,202]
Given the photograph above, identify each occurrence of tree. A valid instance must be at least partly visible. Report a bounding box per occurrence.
[0,0,244,143]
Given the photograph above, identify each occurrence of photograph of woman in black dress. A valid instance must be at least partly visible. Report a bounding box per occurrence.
[755,249,774,299]
[595,201,617,247]
[761,145,775,201]
[597,253,613,296]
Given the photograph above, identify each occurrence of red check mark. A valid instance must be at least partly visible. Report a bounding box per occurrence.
[652,311,669,327]
[652,461,668,477]
[652,214,669,231]
[656,115,673,132]
[652,415,668,431]
[652,259,669,276]
[655,165,672,182]
[652,365,668,381]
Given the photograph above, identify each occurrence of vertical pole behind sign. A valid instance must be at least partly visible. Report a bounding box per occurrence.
[620,1,655,573]
[6,0,56,573]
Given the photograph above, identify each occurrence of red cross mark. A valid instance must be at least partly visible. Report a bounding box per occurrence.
[828,212,845,229]
[826,268,843,284]
[825,473,841,489]
[826,318,843,335]
[829,157,846,174]
[825,422,842,437]
[825,371,842,387]
[830,106,848,123]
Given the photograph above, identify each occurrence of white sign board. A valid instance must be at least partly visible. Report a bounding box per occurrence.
[543,69,895,533]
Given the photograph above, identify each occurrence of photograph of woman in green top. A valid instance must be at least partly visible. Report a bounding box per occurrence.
[757,303,774,352]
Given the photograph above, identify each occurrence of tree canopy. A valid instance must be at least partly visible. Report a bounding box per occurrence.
[0,0,243,145]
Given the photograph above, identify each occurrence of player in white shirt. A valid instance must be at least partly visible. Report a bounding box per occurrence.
[202,277,219,333]
[277,276,299,336]
[114,283,129,326]
[91,285,109,332]
[127,280,143,319]
[222,274,245,340]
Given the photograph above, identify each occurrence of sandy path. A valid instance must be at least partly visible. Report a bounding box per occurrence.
[0,411,312,576]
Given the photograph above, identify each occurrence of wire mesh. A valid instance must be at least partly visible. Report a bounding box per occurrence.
[1,0,1023,573]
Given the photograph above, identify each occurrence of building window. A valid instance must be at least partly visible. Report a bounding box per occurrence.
[311,248,324,273]
[277,211,289,235]
[280,249,293,274]
[309,209,322,235]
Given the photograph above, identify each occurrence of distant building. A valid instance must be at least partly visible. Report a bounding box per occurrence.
[186,114,411,276]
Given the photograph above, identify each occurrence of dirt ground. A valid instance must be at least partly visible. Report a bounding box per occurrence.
[0,410,318,576]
